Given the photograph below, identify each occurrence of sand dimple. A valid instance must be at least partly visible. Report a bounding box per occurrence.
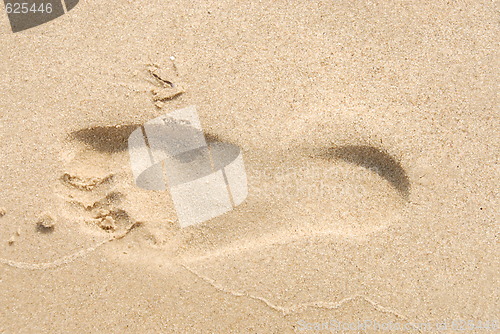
[61,172,114,191]
[85,207,134,234]
[59,183,135,236]
[36,212,56,233]
[148,65,184,105]
[8,236,15,245]
[151,87,184,102]
[67,191,125,211]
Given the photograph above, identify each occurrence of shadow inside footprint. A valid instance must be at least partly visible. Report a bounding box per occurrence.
[319,145,410,199]
[72,125,230,154]
[71,125,141,153]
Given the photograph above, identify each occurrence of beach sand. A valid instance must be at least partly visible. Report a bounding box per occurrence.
[0,0,498,332]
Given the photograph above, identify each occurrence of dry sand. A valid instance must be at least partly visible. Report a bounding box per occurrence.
[0,0,499,333]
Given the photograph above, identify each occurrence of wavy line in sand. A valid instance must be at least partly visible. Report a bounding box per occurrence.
[179,263,421,331]
[0,222,141,270]
[0,221,416,324]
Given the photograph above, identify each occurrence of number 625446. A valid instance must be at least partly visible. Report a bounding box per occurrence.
[5,2,53,14]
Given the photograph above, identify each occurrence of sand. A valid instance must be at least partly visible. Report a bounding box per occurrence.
[0,0,498,333]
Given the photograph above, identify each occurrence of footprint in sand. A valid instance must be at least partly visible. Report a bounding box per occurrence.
[60,112,411,264]
[5,109,412,323]
[168,140,411,261]
[56,64,184,237]
[56,125,141,237]
[58,172,134,234]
